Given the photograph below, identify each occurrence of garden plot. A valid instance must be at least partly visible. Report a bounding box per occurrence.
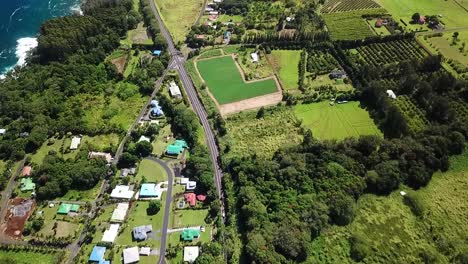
[321,0,381,13]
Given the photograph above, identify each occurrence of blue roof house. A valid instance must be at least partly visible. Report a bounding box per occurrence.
[150,100,159,107]
[89,246,107,263]
[152,50,162,56]
[139,183,162,198]
[151,107,164,117]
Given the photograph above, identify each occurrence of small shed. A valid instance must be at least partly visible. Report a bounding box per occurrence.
[70,136,81,150]
[140,247,151,256]
[223,31,231,40]
[0,129,6,135]
[250,52,259,63]
[70,204,80,212]
[138,135,151,143]
[152,50,162,56]
[169,81,182,98]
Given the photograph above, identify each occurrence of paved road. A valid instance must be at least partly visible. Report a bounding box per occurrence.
[148,0,226,263]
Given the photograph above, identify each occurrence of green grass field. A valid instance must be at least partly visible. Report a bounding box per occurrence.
[426,32,468,65]
[198,49,223,59]
[270,50,301,90]
[172,209,209,228]
[323,9,386,40]
[0,249,64,264]
[376,0,468,29]
[196,56,278,104]
[154,0,204,43]
[294,101,382,141]
[135,159,168,183]
[308,151,468,263]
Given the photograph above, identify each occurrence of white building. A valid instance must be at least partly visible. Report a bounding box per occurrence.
[138,135,151,143]
[88,151,112,163]
[251,52,259,63]
[102,224,120,243]
[139,247,151,256]
[386,89,397,99]
[111,203,129,222]
[70,136,81,150]
[169,81,182,98]
[186,181,197,191]
[0,129,6,135]
[179,177,189,185]
[184,246,200,263]
[123,247,140,264]
[110,185,135,200]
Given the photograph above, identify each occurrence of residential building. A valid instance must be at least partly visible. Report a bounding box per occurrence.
[138,135,150,143]
[139,183,162,199]
[184,246,200,263]
[181,229,200,241]
[111,203,129,222]
[102,224,120,243]
[251,52,259,63]
[20,178,35,192]
[0,128,6,135]
[140,247,151,256]
[386,89,397,99]
[184,193,196,207]
[89,246,110,264]
[110,185,135,200]
[70,136,81,150]
[22,166,31,177]
[132,225,153,241]
[88,151,112,163]
[123,246,140,264]
[169,81,182,98]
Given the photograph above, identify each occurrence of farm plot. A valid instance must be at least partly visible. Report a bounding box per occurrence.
[349,39,427,66]
[196,56,278,104]
[451,99,468,124]
[393,95,429,133]
[322,9,386,40]
[306,50,340,75]
[221,106,302,160]
[269,50,301,90]
[425,33,468,66]
[321,0,381,13]
[294,101,382,141]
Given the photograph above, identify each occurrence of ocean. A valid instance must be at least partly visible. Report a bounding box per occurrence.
[0,0,82,78]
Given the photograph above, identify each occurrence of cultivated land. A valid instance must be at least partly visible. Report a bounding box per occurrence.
[196,56,278,104]
[270,50,301,90]
[0,249,64,264]
[309,151,468,263]
[294,101,382,141]
[154,0,204,43]
[321,0,382,13]
[376,0,468,29]
[425,32,468,66]
[322,9,386,40]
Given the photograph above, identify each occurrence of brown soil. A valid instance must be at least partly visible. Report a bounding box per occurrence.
[2,197,35,239]
[111,55,128,74]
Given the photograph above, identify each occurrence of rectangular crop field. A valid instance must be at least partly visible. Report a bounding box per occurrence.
[321,0,381,13]
[323,9,386,40]
[196,56,278,104]
[376,0,468,29]
[270,50,301,90]
[426,33,468,65]
[294,101,382,140]
[393,95,429,133]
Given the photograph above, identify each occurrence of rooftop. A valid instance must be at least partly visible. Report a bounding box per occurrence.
[110,185,135,200]
[22,166,31,177]
[70,136,81,150]
[184,246,200,263]
[139,183,162,198]
[111,203,129,222]
[89,246,106,263]
[123,246,140,264]
[20,177,35,192]
[57,203,72,214]
[181,229,200,241]
[102,224,120,243]
[133,225,153,241]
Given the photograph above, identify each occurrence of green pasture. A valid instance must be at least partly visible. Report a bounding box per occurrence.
[308,151,468,263]
[222,45,241,55]
[172,209,209,228]
[0,249,64,264]
[196,56,278,104]
[270,50,301,90]
[426,32,468,65]
[294,101,382,141]
[306,74,354,92]
[135,159,168,183]
[376,0,468,29]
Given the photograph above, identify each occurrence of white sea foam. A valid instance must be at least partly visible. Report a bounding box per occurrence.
[70,4,83,15]
[15,37,37,66]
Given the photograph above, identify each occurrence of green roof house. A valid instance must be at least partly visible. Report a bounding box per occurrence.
[57,203,72,214]
[20,177,35,192]
[181,229,200,241]
[70,204,80,212]
[165,139,188,156]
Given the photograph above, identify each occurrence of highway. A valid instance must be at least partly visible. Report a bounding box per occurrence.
[148,0,226,263]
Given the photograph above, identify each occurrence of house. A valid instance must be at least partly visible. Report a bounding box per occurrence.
[140,247,151,256]
[138,135,151,143]
[195,34,205,39]
[375,18,383,28]
[209,11,218,15]
[139,183,162,199]
[223,31,231,40]
[151,106,164,117]
[132,225,153,241]
[20,132,29,138]
[386,89,397,99]
[213,0,222,3]
[181,229,200,241]
[165,139,188,156]
[186,181,197,191]
[20,178,35,192]
[0,128,6,135]
[184,193,196,207]
[169,81,182,98]
[196,194,207,202]
[111,203,129,222]
[152,50,162,56]
[57,203,73,214]
[22,166,31,177]
[286,17,294,22]
[419,15,426,24]
[123,246,140,264]
[70,136,81,150]
[102,224,120,243]
[70,204,80,212]
[110,185,135,200]
[184,246,200,263]
[250,52,259,63]
[329,70,346,79]
[88,152,112,163]
[89,246,110,263]
[121,167,136,177]
[150,99,159,107]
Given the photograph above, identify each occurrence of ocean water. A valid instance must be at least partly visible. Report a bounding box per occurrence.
[0,0,82,78]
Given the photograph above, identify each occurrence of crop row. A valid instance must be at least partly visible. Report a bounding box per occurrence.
[306,51,339,75]
[451,100,468,123]
[351,39,427,66]
[321,0,381,13]
[394,95,429,133]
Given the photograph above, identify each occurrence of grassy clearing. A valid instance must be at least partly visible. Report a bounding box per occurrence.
[82,134,121,152]
[198,49,223,59]
[123,50,143,77]
[323,9,385,40]
[121,22,153,47]
[0,249,64,264]
[269,50,301,90]
[172,209,209,228]
[222,106,302,160]
[196,56,277,104]
[135,159,168,183]
[222,45,241,55]
[426,32,468,65]
[308,151,468,263]
[294,101,382,141]
[60,180,102,201]
[30,137,79,165]
[152,124,172,157]
[154,0,204,43]
[376,0,468,29]
[305,74,354,91]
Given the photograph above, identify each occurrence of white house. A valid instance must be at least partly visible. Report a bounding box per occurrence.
[138,135,151,143]
[251,52,259,63]
[102,224,120,243]
[386,89,397,99]
[110,185,135,200]
[186,181,197,191]
[184,246,200,263]
[0,129,6,135]
[169,81,182,98]
[70,136,81,150]
[123,247,140,264]
[209,11,219,15]
[111,203,129,222]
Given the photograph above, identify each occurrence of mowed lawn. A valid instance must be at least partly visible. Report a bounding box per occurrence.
[271,50,301,90]
[197,56,278,104]
[376,0,468,29]
[155,0,204,43]
[135,158,168,183]
[427,32,468,65]
[294,101,382,140]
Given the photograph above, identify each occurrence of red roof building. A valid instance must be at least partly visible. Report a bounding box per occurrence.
[375,18,383,28]
[419,16,426,24]
[184,193,196,207]
[196,194,206,202]
[22,166,31,177]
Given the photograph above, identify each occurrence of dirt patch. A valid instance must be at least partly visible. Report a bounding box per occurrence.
[220,91,283,116]
[2,198,35,239]
[111,55,128,74]
[131,23,151,44]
